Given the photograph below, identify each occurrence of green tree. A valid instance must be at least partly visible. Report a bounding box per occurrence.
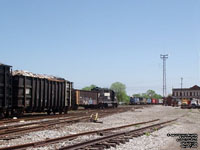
[110,82,129,103]
[82,84,97,91]
[132,94,141,97]
[132,90,162,99]
[146,90,156,98]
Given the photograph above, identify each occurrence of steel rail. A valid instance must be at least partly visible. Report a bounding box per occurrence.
[0,119,159,150]
[0,116,78,131]
[0,109,130,139]
[59,119,177,150]
[0,116,89,138]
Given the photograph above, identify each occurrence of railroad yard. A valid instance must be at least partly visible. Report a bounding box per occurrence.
[0,105,199,150]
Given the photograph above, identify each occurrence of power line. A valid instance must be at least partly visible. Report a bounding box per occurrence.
[160,54,168,98]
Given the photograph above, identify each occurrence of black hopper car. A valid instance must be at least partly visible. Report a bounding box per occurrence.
[0,63,72,118]
[0,63,118,118]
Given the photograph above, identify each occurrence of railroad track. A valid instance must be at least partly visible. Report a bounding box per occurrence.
[0,119,161,150]
[0,116,90,139]
[0,110,97,125]
[0,106,133,130]
[0,107,133,139]
[0,106,133,125]
[59,119,177,150]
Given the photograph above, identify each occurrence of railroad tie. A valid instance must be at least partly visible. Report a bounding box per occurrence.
[93,143,107,149]
[99,142,111,148]
[89,144,104,150]
[123,136,130,142]
[108,139,122,145]
[95,143,111,149]
[101,142,116,148]
[114,138,126,144]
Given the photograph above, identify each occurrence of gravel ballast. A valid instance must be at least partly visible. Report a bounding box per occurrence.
[0,105,199,150]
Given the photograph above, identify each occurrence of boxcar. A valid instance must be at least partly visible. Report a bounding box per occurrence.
[12,71,71,115]
[158,99,163,105]
[151,99,156,104]
[147,98,152,104]
[139,98,147,105]
[0,63,12,117]
[130,97,140,105]
[164,96,172,106]
[72,90,98,109]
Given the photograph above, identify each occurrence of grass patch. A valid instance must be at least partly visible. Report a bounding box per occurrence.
[145,132,151,136]
[135,125,141,128]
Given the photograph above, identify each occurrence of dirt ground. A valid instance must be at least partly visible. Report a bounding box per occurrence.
[0,105,199,150]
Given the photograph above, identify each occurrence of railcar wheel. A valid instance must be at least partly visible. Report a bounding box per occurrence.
[6,110,12,118]
[0,112,5,118]
[72,105,78,110]
[64,107,68,114]
[59,110,63,114]
[47,110,51,115]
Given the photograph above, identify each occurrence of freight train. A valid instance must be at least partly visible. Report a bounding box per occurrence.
[0,63,118,118]
[130,97,163,105]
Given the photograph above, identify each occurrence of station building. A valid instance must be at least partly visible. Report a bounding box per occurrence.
[172,85,200,100]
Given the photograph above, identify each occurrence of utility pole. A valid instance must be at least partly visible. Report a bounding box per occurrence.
[181,77,183,101]
[181,77,183,89]
[160,54,168,98]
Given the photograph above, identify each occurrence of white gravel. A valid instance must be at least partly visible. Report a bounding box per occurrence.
[0,105,199,150]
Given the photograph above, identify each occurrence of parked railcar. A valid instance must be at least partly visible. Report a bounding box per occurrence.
[147,98,152,104]
[0,63,12,117]
[72,87,118,109]
[158,99,163,105]
[130,97,140,105]
[164,96,172,106]
[151,98,156,104]
[139,98,147,105]
[91,87,118,108]
[12,71,72,115]
[72,89,98,109]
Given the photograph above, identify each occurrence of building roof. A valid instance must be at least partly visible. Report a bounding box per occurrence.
[189,85,200,90]
[173,85,200,91]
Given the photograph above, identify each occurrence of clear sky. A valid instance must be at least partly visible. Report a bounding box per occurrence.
[0,0,199,96]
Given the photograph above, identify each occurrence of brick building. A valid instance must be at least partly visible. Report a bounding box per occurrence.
[172,85,200,100]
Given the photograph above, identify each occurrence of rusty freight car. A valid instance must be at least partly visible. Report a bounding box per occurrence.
[72,90,98,109]
[12,70,72,115]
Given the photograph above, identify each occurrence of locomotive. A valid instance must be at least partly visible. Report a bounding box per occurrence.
[72,87,118,110]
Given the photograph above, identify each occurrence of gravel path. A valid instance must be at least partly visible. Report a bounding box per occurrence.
[0,105,199,150]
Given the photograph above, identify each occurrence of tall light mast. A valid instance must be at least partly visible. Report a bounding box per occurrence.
[160,54,168,98]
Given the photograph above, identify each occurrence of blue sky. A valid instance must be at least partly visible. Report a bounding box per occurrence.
[0,0,199,95]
